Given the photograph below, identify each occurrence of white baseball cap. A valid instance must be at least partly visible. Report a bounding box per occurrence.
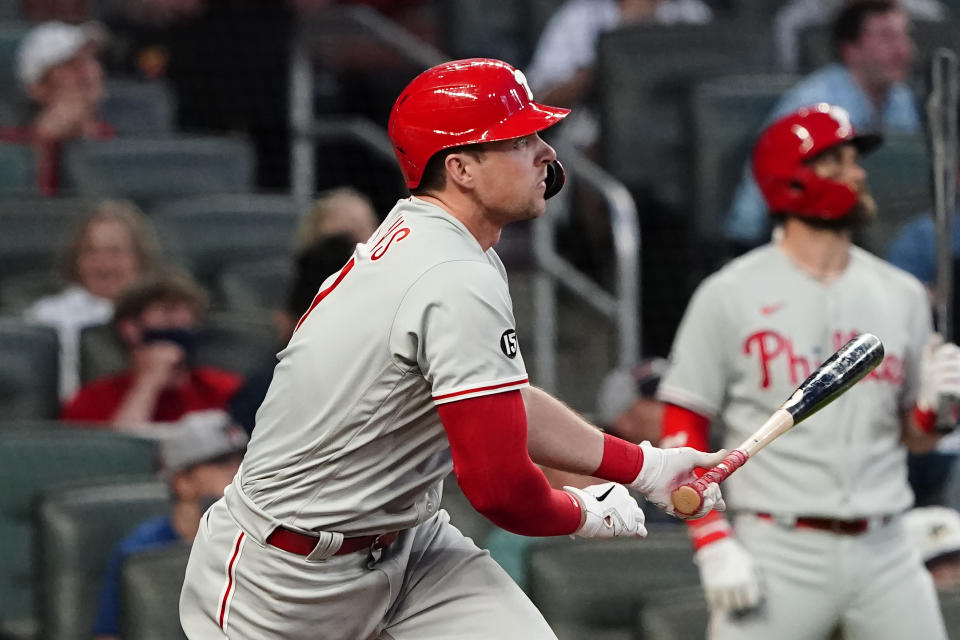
[903,506,960,564]
[15,21,105,88]
[159,410,248,475]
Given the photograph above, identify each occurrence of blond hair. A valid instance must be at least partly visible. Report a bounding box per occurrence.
[62,199,161,283]
[296,187,378,250]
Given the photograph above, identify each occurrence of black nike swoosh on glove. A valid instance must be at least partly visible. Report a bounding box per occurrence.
[596,485,615,502]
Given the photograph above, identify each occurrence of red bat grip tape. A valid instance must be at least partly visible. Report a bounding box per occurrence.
[671,449,749,516]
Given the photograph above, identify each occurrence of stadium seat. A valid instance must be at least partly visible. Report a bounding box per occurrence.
[37,481,170,640]
[61,136,256,207]
[857,133,932,256]
[218,256,292,312]
[797,20,960,75]
[938,586,960,640]
[527,525,698,634]
[119,544,191,640]
[0,319,59,420]
[0,21,29,96]
[150,193,300,294]
[636,586,709,640]
[689,74,799,240]
[79,312,277,383]
[0,429,155,637]
[100,79,177,136]
[596,22,774,206]
[0,143,35,196]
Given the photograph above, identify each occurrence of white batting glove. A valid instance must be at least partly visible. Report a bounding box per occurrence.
[629,441,727,519]
[695,537,763,613]
[564,483,647,539]
[918,334,960,412]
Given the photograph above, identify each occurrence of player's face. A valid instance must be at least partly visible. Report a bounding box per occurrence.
[809,143,877,224]
[470,134,558,223]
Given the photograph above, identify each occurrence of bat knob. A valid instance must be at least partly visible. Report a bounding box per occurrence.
[671,485,702,516]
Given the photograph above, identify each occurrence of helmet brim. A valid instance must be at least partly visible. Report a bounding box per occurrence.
[480,102,570,144]
[851,132,883,156]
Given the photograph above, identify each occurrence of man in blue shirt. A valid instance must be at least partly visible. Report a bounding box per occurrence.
[725,0,920,248]
[888,211,960,286]
[92,410,246,640]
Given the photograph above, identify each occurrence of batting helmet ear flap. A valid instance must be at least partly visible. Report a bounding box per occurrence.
[544,160,565,200]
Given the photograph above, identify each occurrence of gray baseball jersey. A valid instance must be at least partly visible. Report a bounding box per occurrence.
[235,196,529,536]
[659,243,931,518]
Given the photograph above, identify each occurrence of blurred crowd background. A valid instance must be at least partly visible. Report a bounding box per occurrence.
[3,0,960,638]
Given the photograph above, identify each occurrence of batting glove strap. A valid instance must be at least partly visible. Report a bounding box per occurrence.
[629,441,727,519]
[695,537,764,613]
[918,334,960,412]
[564,483,647,539]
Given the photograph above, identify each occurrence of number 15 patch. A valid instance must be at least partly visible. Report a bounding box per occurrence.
[500,329,519,359]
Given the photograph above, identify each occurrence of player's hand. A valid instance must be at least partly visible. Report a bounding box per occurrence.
[918,334,960,413]
[629,441,726,519]
[695,537,763,613]
[564,483,647,539]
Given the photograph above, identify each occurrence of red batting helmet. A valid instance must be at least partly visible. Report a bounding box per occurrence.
[752,103,882,220]
[388,58,570,189]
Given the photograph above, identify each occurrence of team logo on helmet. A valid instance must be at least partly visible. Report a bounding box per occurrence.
[500,329,519,359]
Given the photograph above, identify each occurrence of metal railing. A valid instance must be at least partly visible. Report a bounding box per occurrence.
[288,5,641,393]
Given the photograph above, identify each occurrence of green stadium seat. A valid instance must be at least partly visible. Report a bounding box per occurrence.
[636,586,709,640]
[218,256,292,312]
[79,312,277,383]
[61,136,255,207]
[0,319,59,420]
[150,194,299,294]
[857,133,931,256]
[0,22,29,96]
[37,481,170,640]
[0,143,35,196]
[100,79,176,136]
[527,525,698,634]
[597,22,774,205]
[797,20,960,75]
[939,587,960,640]
[0,429,155,637]
[690,74,799,240]
[119,544,191,640]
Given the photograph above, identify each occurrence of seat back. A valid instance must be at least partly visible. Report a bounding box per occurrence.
[597,22,773,204]
[0,320,59,420]
[100,80,177,136]
[689,73,798,239]
[0,429,155,629]
[527,525,698,629]
[636,586,709,640]
[0,22,28,97]
[119,545,191,640]
[61,136,255,207]
[37,481,170,640]
[0,143,35,196]
[218,256,292,312]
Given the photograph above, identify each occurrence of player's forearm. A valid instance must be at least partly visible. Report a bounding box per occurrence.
[521,386,604,474]
[109,379,163,428]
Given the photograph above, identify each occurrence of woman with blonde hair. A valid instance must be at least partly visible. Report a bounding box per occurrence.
[26,199,161,399]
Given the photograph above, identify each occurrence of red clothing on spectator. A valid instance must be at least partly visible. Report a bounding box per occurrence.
[61,367,243,424]
[0,122,114,196]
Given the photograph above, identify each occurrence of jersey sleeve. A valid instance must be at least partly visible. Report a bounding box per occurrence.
[393,260,529,405]
[657,276,731,417]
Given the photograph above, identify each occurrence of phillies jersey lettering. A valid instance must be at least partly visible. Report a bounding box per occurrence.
[659,244,931,517]
[233,197,528,536]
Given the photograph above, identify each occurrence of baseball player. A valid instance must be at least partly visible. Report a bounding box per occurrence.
[658,102,960,639]
[178,58,726,640]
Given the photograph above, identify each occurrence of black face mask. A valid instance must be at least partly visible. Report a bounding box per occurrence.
[141,328,199,365]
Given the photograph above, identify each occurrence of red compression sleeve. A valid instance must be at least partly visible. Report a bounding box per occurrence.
[661,403,732,549]
[437,390,582,536]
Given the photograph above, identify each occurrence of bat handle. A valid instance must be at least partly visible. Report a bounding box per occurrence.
[671,449,749,516]
[936,393,960,434]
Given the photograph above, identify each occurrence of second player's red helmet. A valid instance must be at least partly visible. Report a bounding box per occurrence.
[388,58,570,189]
[752,103,882,220]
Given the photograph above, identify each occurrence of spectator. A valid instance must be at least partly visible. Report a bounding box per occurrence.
[295,187,379,250]
[525,0,712,151]
[595,357,669,444]
[904,506,960,590]
[91,410,246,640]
[25,200,161,400]
[228,233,356,435]
[725,0,920,248]
[887,210,959,289]
[774,0,946,72]
[61,270,242,428]
[3,22,114,195]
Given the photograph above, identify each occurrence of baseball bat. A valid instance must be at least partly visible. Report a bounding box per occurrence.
[670,333,885,516]
[926,48,960,433]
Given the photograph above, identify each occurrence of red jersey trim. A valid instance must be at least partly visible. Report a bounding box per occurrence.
[433,376,530,404]
[295,257,355,332]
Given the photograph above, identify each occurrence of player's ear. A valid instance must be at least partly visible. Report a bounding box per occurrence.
[444,152,475,190]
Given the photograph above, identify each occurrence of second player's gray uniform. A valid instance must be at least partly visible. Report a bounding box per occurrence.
[179,197,558,639]
[659,243,947,639]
